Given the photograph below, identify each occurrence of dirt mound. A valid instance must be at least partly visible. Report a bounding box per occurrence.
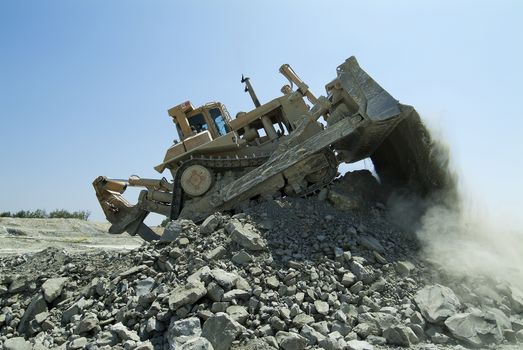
[0,177,522,350]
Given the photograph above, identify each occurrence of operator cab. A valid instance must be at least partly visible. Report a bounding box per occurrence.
[168,101,231,141]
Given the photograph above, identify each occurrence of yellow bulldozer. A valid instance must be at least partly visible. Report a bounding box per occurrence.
[93,57,449,241]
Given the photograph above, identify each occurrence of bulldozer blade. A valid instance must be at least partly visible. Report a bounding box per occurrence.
[135,223,162,241]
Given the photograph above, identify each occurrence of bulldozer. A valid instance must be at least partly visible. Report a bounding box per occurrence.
[93,56,450,241]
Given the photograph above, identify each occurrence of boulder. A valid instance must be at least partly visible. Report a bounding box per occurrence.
[135,277,155,297]
[168,281,207,310]
[314,300,329,316]
[300,324,325,345]
[350,261,374,284]
[63,297,89,323]
[346,339,374,350]
[232,251,253,265]
[226,305,249,324]
[414,284,461,323]
[395,261,415,277]
[357,235,385,253]
[383,325,419,346]
[227,220,266,251]
[275,331,308,350]
[202,312,243,350]
[167,317,202,349]
[162,220,184,241]
[293,313,315,327]
[74,313,99,334]
[210,269,239,290]
[341,272,356,287]
[508,286,523,313]
[200,214,221,234]
[41,277,68,303]
[3,337,32,350]
[17,294,47,335]
[445,311,502,347]
[109,322,141,341]
[181,337,215,350]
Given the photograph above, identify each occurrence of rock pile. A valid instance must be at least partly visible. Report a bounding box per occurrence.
[0,175,522,350]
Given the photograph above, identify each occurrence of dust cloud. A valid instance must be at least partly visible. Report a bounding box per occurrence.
[417,193,523,289]
[391,126,523,290]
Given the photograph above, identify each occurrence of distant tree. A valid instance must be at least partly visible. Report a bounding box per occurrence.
[1,209,90,220]
[49,209,90,220]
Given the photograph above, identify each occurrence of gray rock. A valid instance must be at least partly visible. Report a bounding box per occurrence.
[119,264,147,277]
[341,272,356,287]
[207,282,225,302]
[167,317,202,349]
[135,341,155,350]
[414,284,461,323]
[509,286,523,313]
[353,322,374,339]
[357,235,385,253]
[74,313,99,334]
[201,214,220,234]
[311,321,330,336]
[350,281,364,294]
[210,269,239,290]
[516,329,523,342]
[135,277,155,297]
[205,246,226,260]
[318,337,344,350]
[109,322,141,341]
[3,337,32,350]
[431,332,450,344]
[163,220,184,241]
[346,339,374,350]
[146,317,164,333]
[222,289,250,302]
[293,313,315,327]
[357,312,397,336]
[227,220,266,251]
[383,324,418,346]
[350,261,374,284]
[265,276,280,289]
[17,294,47,335]
[232,251,253,265]
[314,300,329,316]
[410,311,425,327]
[41,277,68,303]
[67,337,88,350]
[168,281,207,310]
[63,297,89,323]
[300,324,325,345]
[34,311,49,324]
[9,275,29,293]
[275,331,308,350]
[366,335,386,346]
[202,312,243,350]
[180,337,215,350]
[226,305,249,324]
[444,312,497,347]
[96,331,119,347]
[395,261,415,277]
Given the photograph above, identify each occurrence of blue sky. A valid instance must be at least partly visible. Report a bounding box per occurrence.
[1,1,522,225]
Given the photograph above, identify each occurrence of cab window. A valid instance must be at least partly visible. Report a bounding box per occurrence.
[188,113,208,133]
[209,108,229,136]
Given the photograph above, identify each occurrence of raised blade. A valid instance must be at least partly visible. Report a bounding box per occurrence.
[135,223,162,241]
